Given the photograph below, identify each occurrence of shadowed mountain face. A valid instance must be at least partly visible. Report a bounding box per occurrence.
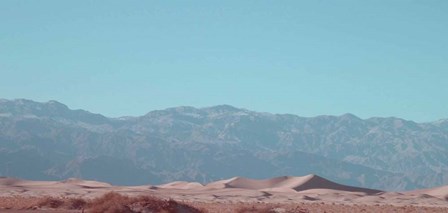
[0,99,447,190]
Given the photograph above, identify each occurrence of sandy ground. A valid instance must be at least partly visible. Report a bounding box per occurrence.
[1,175,447,212]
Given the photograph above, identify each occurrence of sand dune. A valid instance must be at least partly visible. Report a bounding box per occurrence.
[59,178,112,188]
[426,186,448,199]
[157,181,204,189]
[407,185,448,199]
[0,177,23,186]
[1,175,447,212]
[0,177,111,189]
[203,174,381,194]
[289,174,381,194]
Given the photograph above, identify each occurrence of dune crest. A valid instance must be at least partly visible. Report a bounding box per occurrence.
[290,174,381,194]
[408,185,448,199]
[203,174,381,194]
[59,178,112,188]
[157,181,204,190]
[0,177,23,186]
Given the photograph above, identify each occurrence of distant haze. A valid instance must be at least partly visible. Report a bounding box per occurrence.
[1,1,448,122]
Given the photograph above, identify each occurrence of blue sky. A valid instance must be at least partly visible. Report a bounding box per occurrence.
[1,1,447,122]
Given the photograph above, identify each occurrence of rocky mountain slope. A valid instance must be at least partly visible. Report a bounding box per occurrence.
[0,99,447,190]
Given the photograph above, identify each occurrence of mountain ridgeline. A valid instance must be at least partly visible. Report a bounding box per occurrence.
[1,99,447,191]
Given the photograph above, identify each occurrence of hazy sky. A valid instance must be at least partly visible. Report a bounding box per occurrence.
[1,1,447,122]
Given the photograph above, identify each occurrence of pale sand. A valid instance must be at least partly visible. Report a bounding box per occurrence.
[1,175,447,212]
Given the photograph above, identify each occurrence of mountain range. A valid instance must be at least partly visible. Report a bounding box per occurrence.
[1,99,447,191]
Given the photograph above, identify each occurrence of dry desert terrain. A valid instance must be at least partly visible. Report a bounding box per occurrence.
[1,174,448,212]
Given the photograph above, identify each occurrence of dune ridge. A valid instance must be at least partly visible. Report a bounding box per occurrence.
[157,181,204,190]
[202,174,381,194]
[407,185,448,200]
